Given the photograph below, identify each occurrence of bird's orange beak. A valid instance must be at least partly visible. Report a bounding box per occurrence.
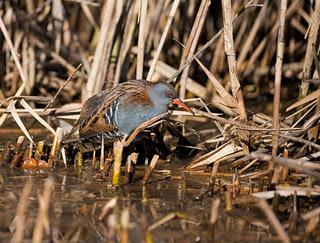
[172,98,194,115]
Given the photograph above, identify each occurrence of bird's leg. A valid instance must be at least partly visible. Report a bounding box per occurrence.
[123,113,169,147]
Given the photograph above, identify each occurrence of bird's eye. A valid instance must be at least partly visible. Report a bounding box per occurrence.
[165,91,173,98]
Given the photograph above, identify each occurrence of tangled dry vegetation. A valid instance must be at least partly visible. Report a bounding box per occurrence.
[1,0,320,241]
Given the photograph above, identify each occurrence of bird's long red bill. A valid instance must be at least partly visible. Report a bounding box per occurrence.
[172,98,194,115]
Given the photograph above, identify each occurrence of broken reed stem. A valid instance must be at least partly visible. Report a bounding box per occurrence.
[34,141,44,160]
[11,136,25,168]
[92,149,96,168]
[271,0,287,158]
[126,152,138,183]
[47,127,63,168]
[32,178,54,243]
[100,136,105,171]
[299,0,320,98]
[136,0,148,79]
[210,161,220,188]
[209,198,221,224]
[75,150,83,168]
[11,179,33,243]
[112,139,124,186]
[0,142,12,166]
[22,141,33,162]
[147,0,180,81]
[142,154,160,184]
[225,190,232,212]
[258,200,291,243]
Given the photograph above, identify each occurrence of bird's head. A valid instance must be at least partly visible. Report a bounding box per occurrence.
[149,81,193,114]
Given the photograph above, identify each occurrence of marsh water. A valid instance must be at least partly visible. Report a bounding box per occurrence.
[0,159,279,243]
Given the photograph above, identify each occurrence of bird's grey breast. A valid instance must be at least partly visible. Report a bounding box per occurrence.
[116,99,167,137]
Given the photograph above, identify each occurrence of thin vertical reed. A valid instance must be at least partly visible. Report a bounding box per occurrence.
[271,0,288,174]
[300,0,320,98]
[147,0,180,81]
[136,0,148,79]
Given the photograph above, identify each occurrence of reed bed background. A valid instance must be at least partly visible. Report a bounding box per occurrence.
[1,0,320,242]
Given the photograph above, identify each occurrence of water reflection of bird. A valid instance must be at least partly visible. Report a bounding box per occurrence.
[69,80,193,144]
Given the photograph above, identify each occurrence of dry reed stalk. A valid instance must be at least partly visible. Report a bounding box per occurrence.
[126,152,138,183]
[92,149,96,168]
[147,0,180,81]
[136,0,148,79]
[209,198,220,224]
[32,178,54,243]
[238,0,269,66]
[168,1,258,82]
[179,0,210,101]
[99,136,105,171]
[112,139,125,186]
[80,2,98,28]
[114,1,138,86]
[0,14,28,127]
[196,58,237,109]
[75,151,83,168]
[20,99,56,135]
[11,179,33,243]
[299,0,320,98]
[278,133,320,151]
[21,141,33,166]
[85,0,115,99]
[45,63,82,111]
[7,101,36,146]
[251,152,320,178]
[0,142,12,166]
[193,108,301,132]
[225,190,232,211]
[0,16,28,85]
[271,0,288,157]
[244,0,299,77]
[124,113,168,147]
[11,136,25,168]
[34,141,44,160]
[152,60,207,98]
[221,0,247,121]
[142,154,160,184]
[258,199,291,243]
[47,127,64,168]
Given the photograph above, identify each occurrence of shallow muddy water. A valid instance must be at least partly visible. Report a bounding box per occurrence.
[0,160,278,243]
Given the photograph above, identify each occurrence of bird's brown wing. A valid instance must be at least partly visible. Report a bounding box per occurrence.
[68,79,154,139]
[67,89,113,137]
